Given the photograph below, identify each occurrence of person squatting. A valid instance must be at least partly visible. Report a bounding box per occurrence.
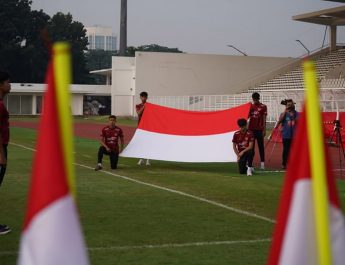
[95,115,124,171]
[232,118,255,176]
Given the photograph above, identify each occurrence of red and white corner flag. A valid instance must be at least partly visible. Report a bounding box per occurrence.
[121,102,251,162]
[268,60,345,265]
[17,42,89,265]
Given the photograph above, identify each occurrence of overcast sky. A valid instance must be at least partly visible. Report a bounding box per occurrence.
[31,0,345,58]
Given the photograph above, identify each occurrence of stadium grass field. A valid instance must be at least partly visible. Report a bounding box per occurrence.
[1,122,345,265]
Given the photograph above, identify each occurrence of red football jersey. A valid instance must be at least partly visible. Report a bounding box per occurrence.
[0,100,9,144]
[136,103,145,124]
[248,102,267,130]
[232,130,254,152]
[100,126,123,152]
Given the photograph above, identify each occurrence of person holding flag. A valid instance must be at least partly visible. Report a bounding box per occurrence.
[248,92,267,170]
[136,91,151,166]
[232,118,254,176]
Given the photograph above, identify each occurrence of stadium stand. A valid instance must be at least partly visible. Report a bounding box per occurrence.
[176,47,345,123]
[249,47,345,91]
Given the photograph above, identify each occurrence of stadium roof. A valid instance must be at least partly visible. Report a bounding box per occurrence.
[90,68,112,76]
[324,0,345,3]
[293,5,345,26]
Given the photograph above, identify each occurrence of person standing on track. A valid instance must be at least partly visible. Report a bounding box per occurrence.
[248,92,267,170]
[136,91,151,166]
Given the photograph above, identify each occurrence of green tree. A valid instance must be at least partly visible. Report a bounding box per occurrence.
[85,50,117,84]
[21,9,51,82]
[125,44,183,56]
[0,0,50,82]
[48,12,89,84]
[86,50,116,71]
[0,1,90,83]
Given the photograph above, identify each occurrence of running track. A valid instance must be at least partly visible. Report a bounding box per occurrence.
[11,121,345,177]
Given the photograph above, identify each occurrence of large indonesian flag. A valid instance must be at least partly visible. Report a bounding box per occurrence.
[268,60,345,265]
[18,43,89,265]
[121,102,251,162]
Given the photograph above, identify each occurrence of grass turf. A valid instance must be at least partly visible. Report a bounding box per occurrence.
[1,126,345,265]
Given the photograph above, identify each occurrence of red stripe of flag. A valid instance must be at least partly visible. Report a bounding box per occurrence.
[138,102,251,135]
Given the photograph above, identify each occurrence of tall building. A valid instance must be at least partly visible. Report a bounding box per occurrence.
[86,26,117,51]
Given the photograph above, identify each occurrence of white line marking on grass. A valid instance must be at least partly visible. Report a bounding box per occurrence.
[10,143,36,151]
[10,142,275,224]
[255,170,285,173]
[77,163,275,223]
[88,238,272,251]
[0,238,271,256]
[0,251,17,256]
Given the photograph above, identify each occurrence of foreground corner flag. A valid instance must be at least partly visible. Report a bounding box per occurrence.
[267,59,345,265]
[17,42,89,265]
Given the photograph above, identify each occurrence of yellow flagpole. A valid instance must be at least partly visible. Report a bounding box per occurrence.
[52,42,76,197]
[303,60,332,265]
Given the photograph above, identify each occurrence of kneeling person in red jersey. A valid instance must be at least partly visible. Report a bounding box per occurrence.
[95,115,124,170]
[232,118,254,176]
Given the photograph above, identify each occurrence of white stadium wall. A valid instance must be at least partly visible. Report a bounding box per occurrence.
[111,52,295,116]
[111,57,136,116]
[134,52,295,97]
[10,83,111,115]
[10,52,296,117]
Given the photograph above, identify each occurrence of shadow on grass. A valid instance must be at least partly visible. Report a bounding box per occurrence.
[119,158,237,175]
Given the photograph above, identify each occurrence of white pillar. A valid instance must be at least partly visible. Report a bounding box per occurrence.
[32,95,37,115]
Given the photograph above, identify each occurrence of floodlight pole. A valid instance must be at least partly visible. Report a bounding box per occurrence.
[227,44,247,56]
[295,40,310,55]
[119,0,127,56]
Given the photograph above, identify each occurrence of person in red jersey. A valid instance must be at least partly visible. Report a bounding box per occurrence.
[136,91,148,124]
[232,118,254,176]
[136,91,150,166]
[248,92,267,170]
[95,115,124,171]
[0,71,11,235]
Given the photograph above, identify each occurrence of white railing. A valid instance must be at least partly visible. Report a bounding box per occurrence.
[149,89,345,124]
[150,93,282,123]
